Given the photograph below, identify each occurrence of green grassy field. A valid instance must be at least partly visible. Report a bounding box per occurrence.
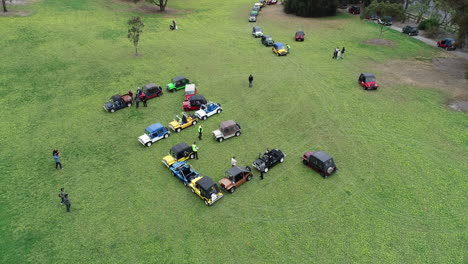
[1,0,467,263]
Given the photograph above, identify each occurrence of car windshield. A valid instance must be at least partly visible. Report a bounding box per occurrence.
[144,130,152,136]
[366,77,376,82]
[205,184,220,195]
[276,44,285,49]
[296,32,304,36]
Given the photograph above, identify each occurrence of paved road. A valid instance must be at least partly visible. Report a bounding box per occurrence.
[386,23,468,60]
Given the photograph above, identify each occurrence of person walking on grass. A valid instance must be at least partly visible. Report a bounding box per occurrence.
[198,125,203,140]
[248,74,254,88]
[231,157,237,167]
[341,47,345,59]
[63,194,71,212]
[53,151,63,169]
[192,142,199,159]
[58,188,67,205]
[287,44,291,54]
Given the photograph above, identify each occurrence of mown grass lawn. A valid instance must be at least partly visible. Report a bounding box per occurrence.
[0,0,466,263]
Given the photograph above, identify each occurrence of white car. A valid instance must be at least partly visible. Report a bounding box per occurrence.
[252,26,263,38]
[138,123,170,147]
[195,102,222,120]
[249,15,257,22]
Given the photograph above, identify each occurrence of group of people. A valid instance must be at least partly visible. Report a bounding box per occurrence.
[128,88,147,109]
[333,47,346,59]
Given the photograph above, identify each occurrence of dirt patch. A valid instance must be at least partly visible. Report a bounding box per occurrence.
[364,39,395,47]
[0,10,31,16]
[374,57,468,112]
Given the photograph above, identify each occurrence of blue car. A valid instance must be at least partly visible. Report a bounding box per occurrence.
[138,123,170,147]
[194,102,222,120]
[169,161,200,185]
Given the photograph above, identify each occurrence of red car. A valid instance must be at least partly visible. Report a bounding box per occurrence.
[183,95,207,111]
[267,0,278,4]
[142,83,163,100]
[437,38,456,51]
[358,73,379,90]
[295,30,305,41]
[348,6,360,15]
[302,151,337,178]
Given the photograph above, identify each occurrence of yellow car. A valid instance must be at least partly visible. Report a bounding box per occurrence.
[189,176,224,206]
[168,113,198,133]
[162,142,196,167]
[272,42,288,56]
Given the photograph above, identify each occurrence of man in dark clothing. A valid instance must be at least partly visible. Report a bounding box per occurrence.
[248,74,254,88]
[341,47,345,58]
[128,90,133,101]
[53,153,63,169]
[332,49,337,59]
[181,115,187,124]
[135,94,140,109]
[58,188,66,205]
[63,194,71,212]
[140,92,147,107]
[260,170,264,180]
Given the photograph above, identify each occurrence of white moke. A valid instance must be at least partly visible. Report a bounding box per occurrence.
[194,102,222,120]
[138,123,170,147]
[212,120,241,142]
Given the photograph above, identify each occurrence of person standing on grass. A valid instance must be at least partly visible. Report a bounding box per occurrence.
[287,44,291,54]
[63,194,71,212]
[135,93,140,109]
[198,125,203,140]
[337,49,341,60]
[192,142,199,159]
[260,170,264,180]
[53,148,60,157]
[140,92,147,107]
[332,48,337,59]
[58,188,67,205]
[231,157,237,167]
[248,74,254,88]
[53,151,63,169]
[341,47,345,59]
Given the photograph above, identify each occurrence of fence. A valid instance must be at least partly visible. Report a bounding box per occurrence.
[405,12,458,33]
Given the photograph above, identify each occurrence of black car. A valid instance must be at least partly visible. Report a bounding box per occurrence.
[252,148,285,173]
[142,83,163,100]
[302,150,337,178]
[402,25,419,36]
[261,35,274,46]
[348,6,360,15]
[378,16,393,26]
[103,94,133,113]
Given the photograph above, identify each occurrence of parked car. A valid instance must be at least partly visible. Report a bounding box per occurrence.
[184,84,197,101]
[295,30,305,41]
[183,95,207,111]
[250,11,258,17]
[272,42,288,56]
[162,142,196,168]
[378,16,393,26]
[194,102,222,120]
[168,113,198,133]
[252,148,285,173]
[254,3,262,9]
[402,25,419,36]
[103,94,132,113]
[348,6,360,15]
[189,176,224,206]
[358,72,379,90]
[365,12,379,20]
[252,6,260,12]
[261,35,274,46]
[302,150,337,178]
[169,161,200,186]
[212,120,241,142]
[249,15,257,22]
[259,0,267,6]
[437,38,456,50]
[267,0,278,4]
[141,83,163,100]
[252,26,263,37]
[138,123,170,147]
[166,76,191,92]
[219,166,253,193]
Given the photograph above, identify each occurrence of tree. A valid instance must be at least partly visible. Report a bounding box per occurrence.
[2,0,11,12]
[445,0,468,48]
[146,0,168,11]
[284,0,338,17]
[127,16,144,56]
[408,0,431,22]
[433,0,454,25]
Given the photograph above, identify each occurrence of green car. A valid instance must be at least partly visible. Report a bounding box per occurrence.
[166,76,191,92]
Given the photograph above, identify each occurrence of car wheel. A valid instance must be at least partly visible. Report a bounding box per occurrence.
[146,142,152,147]
[320,172,325,178]
[204,200,209,206]
[216,109,222,114]
[247,175,252,181]
[164,133,169,138]
[446,47,449,51]
[176,128,181,133]
[193,120,197,125]
[276,53,279,56]
[327,167,334,174]
[202,116,207,120]
[190,154,195,159]
[171,171,176,176]
[110,109,115,113]
[280,157,284,163]
[264,167,269,173]
[218,137,224,142]
[229,187,236,193]
[128,103,132,107]
[190,188,194,193]
[303,160,308,165]
[235,131,241,137]
[171,89,175,93]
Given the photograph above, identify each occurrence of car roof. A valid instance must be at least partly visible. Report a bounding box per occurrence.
[197,176,216,191]
[190,95,206,102]
[296,30,304,34]
[143,83,158,90]
[172,76,186,82]
[311,151,332,162]
[263,35,271,38]
[274,42,285,48]
[146,123,164,133]
[444,38,455,41]
[171,142,190,155]
[253,26,261,30]
[361,72,375,78]
[220,120,237,130]
[227,166,248,176]
[111,95,122,101]
[185,84,196,93]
